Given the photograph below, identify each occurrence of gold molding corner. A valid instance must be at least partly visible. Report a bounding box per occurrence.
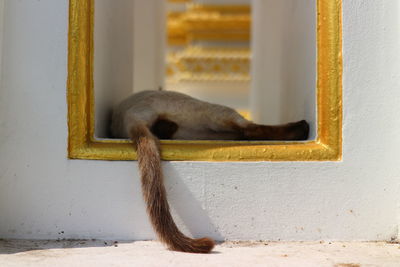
[67,0,342,161]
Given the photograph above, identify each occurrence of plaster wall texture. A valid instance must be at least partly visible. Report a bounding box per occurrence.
[0,0,399,241]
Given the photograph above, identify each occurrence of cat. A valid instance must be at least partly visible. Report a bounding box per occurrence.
[111,90,309,253]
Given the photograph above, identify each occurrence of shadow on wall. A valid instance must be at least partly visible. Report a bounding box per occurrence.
[0,162,223,255]
[164,163,224,241]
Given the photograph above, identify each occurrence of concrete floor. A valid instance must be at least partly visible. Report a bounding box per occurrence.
[0,240,399,267]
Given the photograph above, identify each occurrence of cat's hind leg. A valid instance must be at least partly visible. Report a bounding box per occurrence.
[208,111,310,141]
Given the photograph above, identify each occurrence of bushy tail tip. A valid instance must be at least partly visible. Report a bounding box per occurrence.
[170,237,215,254]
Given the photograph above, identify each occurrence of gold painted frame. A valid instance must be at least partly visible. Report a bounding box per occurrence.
[67,0,342,161]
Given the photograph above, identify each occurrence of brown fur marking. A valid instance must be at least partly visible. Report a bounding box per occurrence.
[151,116,178,139]
[225,119,309,141]
[243,120,309,140]
[129,124,215,253]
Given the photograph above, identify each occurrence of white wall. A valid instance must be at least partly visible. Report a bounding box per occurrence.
[94,0,165,138]
[94,0,134,138]
[251,0,316,137]
[0,0,399,242]
[0,0,4,82]
[132,0,165,94]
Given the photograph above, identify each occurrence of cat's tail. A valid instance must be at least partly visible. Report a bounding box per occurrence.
[129,124,215,253]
